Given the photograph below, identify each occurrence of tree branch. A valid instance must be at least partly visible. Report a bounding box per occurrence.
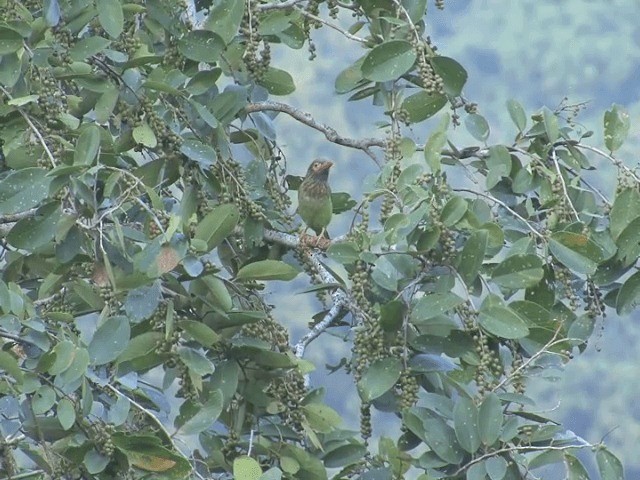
[246,102,385,164]
[256,0,307,12]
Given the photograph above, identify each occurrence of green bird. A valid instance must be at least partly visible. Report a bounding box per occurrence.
[297,159,334,237]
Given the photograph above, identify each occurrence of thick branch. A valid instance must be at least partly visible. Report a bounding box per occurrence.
[256,0,307,11]
[246,102,385,163]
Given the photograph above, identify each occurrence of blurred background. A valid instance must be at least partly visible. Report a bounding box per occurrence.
[260,0,640,477]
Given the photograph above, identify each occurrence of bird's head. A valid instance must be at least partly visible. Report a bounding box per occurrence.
[305,159,333,182]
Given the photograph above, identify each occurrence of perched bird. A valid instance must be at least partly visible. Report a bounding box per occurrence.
[297,159,333,237]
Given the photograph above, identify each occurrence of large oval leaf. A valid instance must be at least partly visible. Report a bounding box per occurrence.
[236,260,299,281]
[549,231,604,275]
[453,397,480,453]
[0,168,52,214]
[361,40,417,82]
[478,295,529,339]
[357,357,402,402]
[491,254,544,289]
[194,204,240,250]
[401,90,447,123]
[89,316,131,365]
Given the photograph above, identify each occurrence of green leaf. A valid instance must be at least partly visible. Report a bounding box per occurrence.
[595,447,624,480]
[236,260,299,281]
[57,397,76,430]
[123,283,161,321]
[412,292,464,321]
[457,229,488,284]
[491,254,544,289]
[98,0,124,38]
[326,242,360,264]
[0,168,52,214]
[401,91,447,123]
[616,270,640,315]
[210,85,248,125]
[361,40,417,82]
[178,30,225,63]
[466,113,490,142]
[380,299,407,332]
[430,56,467,96]
[0,351,23,384]
[133,123,157,148]
[84,449,110,474]
[323,444,367,468]
[331,192,357,214]
[604,104,630,153]
[542,106,559,143]
[423,114,449,172]
[95,84,119,123]
[258,67,296,95]
[485,456,508,480]
[117,332,163,363]
[453,397,480,453]
[89,316,131,365]
[478,295,529,339]
[69,36,111,61]
[565,454,590,480]
[179,391,223,435]
[204,0,245,43]
[357,357,402,402]
[58,347,89,385]
[177,346,215,376]
[180,139,217,166]
[440,196,468,227]
[0,52,22,87]
[113,433,191,475]
[549,231,604,275]
[478,393,503,446]
[7,204,63,251]
[335,56,366,93]
[179,320,220,347]
[194,204,240,250]
[234,456,263,480]
[615,216,640,267]
[485,145,512,189]
[302,403,342,433]
[609,187,640,240]
[74,125,101,166]
[0,27,23,54]
[506,99,526,131]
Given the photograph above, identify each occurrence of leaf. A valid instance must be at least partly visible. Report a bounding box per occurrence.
[616,270,640,315]
[302,403,342,433]
[0,351,23,384]
[74,125,101,166]
[95,85,119,123]
[478,295,529,339]
[210,85,248,125]
[133,123,157,148]
[117,332,163,363]
[506,99,526,131]
[326,242,360,264]
[565,454,590,480]
[234,456,263,480]
[89,316,131,365]
[44,0,61,26]
[542,106,559,143]
[57,398,76,430]
[430,56,467,96]
[491,254,544,289]
[177,346,215,376]
[194,204,240,250]
[0,52,21,87]
[180,139,217,166]
[440,196,468,227]
[98,0,124,38]
[361,40,417,82]
[604,104,630,152]
[485,145,512,189]
[401,91,447,123]
[357,357,402,402]
[57,347,89,385]
[236,260,299,281]
[408,354,457,373]
[178,30,225,63]
[84,449,110,474]
[0,168,52,214]
[335,56,366,93]
[0,27,23,55]
[595,447,624,480]
[70,36,111,61]
[204,0,245,43]
[615,216,640,267]
[178,391,223,435]
[323,444,367,468]
[466,113,490,142]
[453,397,480,453]
[485,456,508,480]
[423,115,449,172]
[331,192,357,214]
[549,231,604,275]
[7,204,63,251]
[609,187,640,240]
[457,229,488,284]
[124,283,161,321]
[478,393,503,446]
[412,292,464,321]
[258,67,296,95]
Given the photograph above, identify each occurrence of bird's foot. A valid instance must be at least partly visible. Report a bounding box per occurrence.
[300,233,331,250]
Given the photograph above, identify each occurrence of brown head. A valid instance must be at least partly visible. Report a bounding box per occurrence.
[305,159,334,182]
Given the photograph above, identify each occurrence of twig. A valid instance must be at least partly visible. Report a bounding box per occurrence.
[454,188,545,239]
[295,8,366,44]
[256,0,307,11]
[0,86,56,167]
[0,209,38,224]
[550,148,580,219]
[246,102,385,164]
[0,329,39,346]
[575,143,640,184]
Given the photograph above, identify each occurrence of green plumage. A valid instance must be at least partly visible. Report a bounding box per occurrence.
[298,159,333,236]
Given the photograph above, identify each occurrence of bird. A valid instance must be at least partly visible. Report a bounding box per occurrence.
[297,159,333,237]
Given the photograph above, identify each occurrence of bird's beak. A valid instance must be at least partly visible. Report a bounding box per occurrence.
[319,161,333,171]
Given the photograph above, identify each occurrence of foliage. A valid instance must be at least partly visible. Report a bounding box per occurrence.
[0,0,633,479]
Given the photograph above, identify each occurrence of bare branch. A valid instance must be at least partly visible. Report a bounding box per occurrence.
[574,142,640,184]
[256,0,307,12]
[246,101,385,164]
[296,9,366,43]
[550,147,580,219]
[0,209,38,224]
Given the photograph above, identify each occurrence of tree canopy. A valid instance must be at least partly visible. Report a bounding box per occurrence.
[0,0,633,479]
